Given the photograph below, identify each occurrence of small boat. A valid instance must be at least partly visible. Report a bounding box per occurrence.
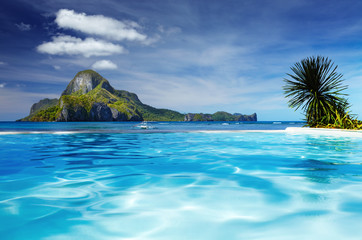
[134,121,156,129]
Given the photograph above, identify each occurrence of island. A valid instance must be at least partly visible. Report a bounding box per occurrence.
[19,70,257,122]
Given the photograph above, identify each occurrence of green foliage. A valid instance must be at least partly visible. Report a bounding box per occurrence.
[78,69,101,75]
[212,111,236,121]
[315,111,362,130]
[30,98,58,113]
[114,90,141,103]
[61,95,94,112]
[193,114,203,121]
[185,112,255,121]
[137,104,184,121]
[21,69,186,122]
[87,85,114,103]
[30,106,60,122]
[109,100,142,120]
[61,83,183,121]
[284,56,349,127]
[18,98,58,121]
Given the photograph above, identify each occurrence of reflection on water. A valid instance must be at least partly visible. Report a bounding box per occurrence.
[294,135,362,184]
[0,130,362,239]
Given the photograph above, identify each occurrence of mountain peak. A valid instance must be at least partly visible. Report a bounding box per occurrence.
[61,69,114,96]
[19,69,256,122]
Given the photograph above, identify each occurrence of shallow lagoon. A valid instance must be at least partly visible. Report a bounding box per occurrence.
[1,122,362,239]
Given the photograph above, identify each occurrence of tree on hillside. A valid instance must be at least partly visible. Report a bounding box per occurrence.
[283,56,349,127]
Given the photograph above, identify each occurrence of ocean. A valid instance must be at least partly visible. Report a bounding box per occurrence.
[1,121,362,239]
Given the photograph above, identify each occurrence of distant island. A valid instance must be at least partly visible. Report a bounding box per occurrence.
[19,70,257,122]
[184,112,257,121]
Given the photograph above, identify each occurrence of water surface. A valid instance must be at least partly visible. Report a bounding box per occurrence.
[0,122,361,239]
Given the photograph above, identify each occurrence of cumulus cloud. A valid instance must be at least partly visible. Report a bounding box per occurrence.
[0,83,6,88]
[55,9,148,42]
[37,35,126,57]
[92,60,118,70]
[15,22,31,31]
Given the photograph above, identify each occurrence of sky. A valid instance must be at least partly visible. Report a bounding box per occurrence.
[1,0,362,121]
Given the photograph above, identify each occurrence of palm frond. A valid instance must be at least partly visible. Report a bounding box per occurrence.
[283,56,349,127]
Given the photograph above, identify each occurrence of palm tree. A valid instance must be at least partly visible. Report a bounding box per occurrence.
[283,56,349,126]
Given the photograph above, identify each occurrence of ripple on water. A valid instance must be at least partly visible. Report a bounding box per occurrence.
[1,131,362,239]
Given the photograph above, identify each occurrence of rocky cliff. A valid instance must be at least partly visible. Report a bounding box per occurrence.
[61,70,114,96]
[19,70,257,122]
[30,98,58,115]
[20,98,59,121]
[19,70,183,122]
[233,113,257,121]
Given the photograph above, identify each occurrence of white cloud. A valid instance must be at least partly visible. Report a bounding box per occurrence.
[92,60,118,70]
[55,9,148,42]
[158,25,182,36]
[53,65,61,70]
[37,35,126,57]
[0,61,6,65]
[0,83,6,88]
[15,22,31,31]
[142,34,161,45]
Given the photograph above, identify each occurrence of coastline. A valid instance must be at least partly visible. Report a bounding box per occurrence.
[285,127,362,137]
[1,127,361,136]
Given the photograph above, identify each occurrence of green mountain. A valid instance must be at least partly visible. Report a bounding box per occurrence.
[19,70,257,122]
[21,98,59,121]
[19,70,184,122]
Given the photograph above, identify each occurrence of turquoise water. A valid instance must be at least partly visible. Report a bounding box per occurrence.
[0,121,303,132]
[1,122,362,239]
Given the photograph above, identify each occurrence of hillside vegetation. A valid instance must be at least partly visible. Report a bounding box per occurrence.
[19,70,256,122]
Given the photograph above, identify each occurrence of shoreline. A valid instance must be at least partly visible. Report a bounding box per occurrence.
[0,127,361,136]
[285,127,362,136]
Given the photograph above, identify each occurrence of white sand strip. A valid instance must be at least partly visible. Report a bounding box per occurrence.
[285,127,362,137]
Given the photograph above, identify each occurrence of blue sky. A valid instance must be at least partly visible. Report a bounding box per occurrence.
[1,0,362,121]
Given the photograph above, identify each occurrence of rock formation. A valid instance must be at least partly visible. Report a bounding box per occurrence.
[19,70,257,122]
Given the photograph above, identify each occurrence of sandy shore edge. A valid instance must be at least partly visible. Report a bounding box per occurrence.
[285,127,362,137]
[0,127,361,136]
